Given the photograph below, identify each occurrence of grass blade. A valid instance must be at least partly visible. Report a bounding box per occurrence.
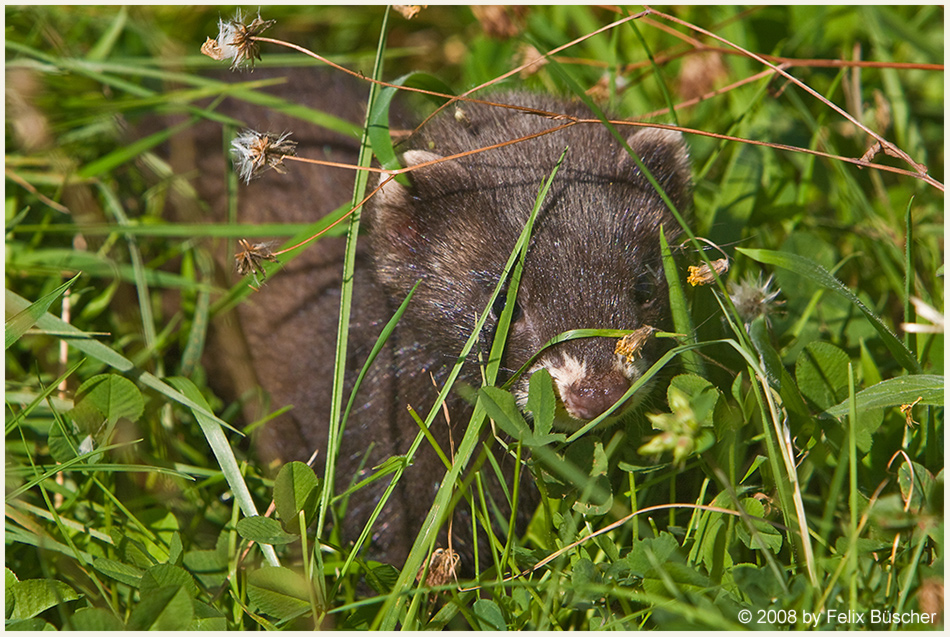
[5,274,79,349]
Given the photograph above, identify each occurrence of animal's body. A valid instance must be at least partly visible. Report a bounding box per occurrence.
[165,71,691,567]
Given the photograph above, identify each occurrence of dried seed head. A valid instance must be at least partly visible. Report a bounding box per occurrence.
[230,130,297,183]
[235,238,280,289]
[615,325,657,363]
[586,73,629,103]
[677,51,728,102]
[200,37,225,62]
[727,273,782,324]
[202,9,276,70]
[393,5,424,20]
[417,547,460,589]
[752,492,774,515]
[471,5,527,39]
[900,396,923,428]
[687,257,729,286]
[453,106,472,128]
[517,44,548,78]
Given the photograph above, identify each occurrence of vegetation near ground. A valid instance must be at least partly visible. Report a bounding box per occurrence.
[5,5,943,630]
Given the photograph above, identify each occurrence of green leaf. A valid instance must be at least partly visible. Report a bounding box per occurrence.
[92,557,144,587]
[748,316,783,390]
[182,532,228,591]
[478,386,530,440]
[660,225,702,374]
[626,532,681,577]
[48,422,81,463]
[526,368,556,435]
[140,564,198,599]
[246,566,312,621]
[9,578,80,620]
[740,455,769,484]
[566,438,613,516]
[897,461,935,510]
[737,248,921,373]
[69,373,144,430]
[731,564,784,607]
[697,516,729,579]
[364,563,399,595]
[736,498,784,553]
[571,556,600,596]
[795,342,851,410]
[6,567,17,617]
[127,585,194,631]
[824,375,944,418]
[5,289,238,435]
[368,72,455,172]
[5,618,53,630]
[273,462,321,533]
[190,601,227,631]
[70,607,126,631]
[237,516,300,546]
[5,274,79,350]
[5,290,275,563]
[472,599,506,631]
[167,531,183,566]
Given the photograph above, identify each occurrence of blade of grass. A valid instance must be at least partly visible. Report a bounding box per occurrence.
[85,6,127,62]
[167,376,279,567]
[324,281,418,597]
[96,182,157,350]
[904,196,917,355]
[624,11,679,127]
[4,360,85,436]
[315,6,392,621]
[660,225,703,376]
[6,441,191,502]
[847,363,858,608]
[5,274,79,349]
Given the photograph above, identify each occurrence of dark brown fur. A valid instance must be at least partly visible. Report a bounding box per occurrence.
[161,72,691,568]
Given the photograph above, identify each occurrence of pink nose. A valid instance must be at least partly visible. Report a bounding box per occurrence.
[561,373,630,421]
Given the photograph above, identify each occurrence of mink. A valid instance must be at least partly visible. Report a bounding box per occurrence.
[164,71,691,570]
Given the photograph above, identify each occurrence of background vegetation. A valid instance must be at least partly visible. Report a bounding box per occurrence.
[6,5,943,630]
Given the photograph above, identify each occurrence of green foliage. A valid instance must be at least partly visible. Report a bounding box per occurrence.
[273,461,321,533]
[5,4,942,631]
[4,274,79,350]
[246,567,312,623]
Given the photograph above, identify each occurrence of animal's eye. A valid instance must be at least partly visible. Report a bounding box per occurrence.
[631,273,658,306]
[491,289,523,322]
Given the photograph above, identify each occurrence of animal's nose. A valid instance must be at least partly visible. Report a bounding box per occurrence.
[561,371,631,421]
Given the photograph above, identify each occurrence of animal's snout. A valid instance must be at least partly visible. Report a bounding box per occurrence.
[560,369,631,421]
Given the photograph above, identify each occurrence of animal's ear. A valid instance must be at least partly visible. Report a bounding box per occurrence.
[619,127,691,207]
[373,150,441,215]
[370,149,462,245]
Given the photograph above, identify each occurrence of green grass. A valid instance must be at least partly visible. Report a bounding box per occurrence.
[5,5,944,630]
